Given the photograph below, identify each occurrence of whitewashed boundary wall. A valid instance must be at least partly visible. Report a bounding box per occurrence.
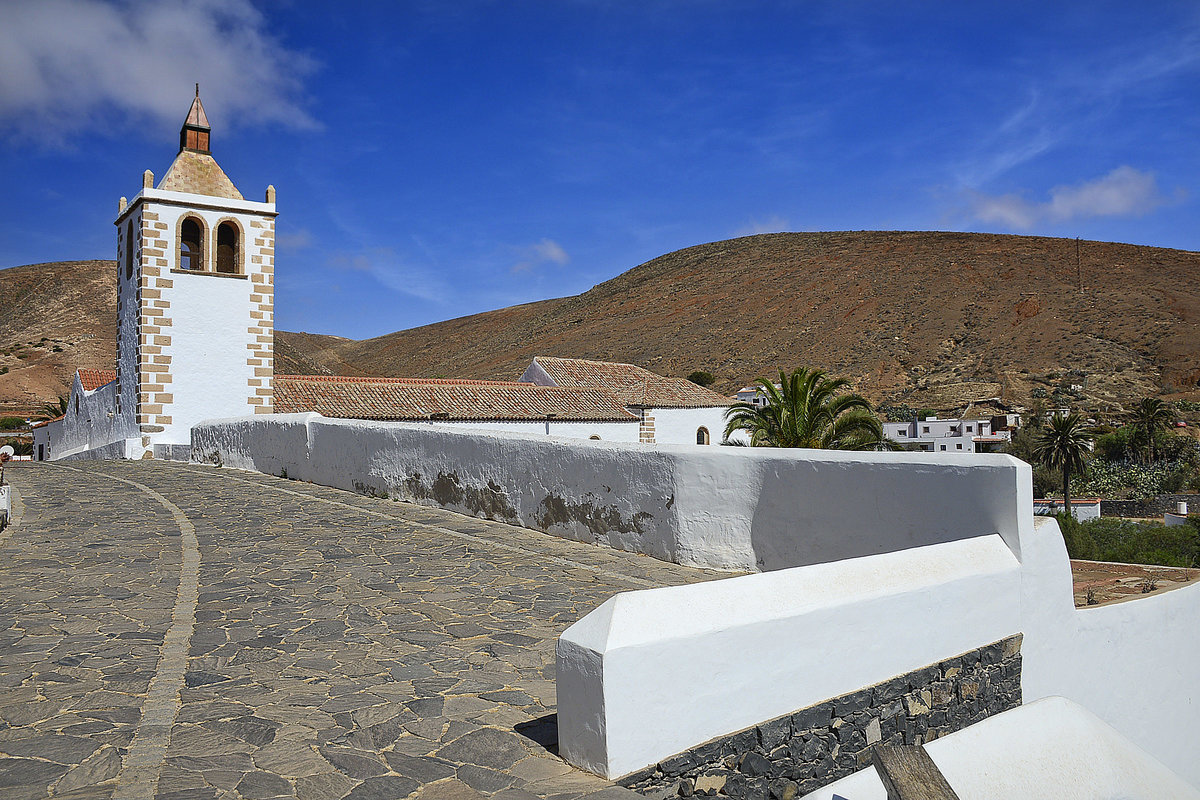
[558,534,1022,777]
[559,514,1200,785]
[191,413,1032,572]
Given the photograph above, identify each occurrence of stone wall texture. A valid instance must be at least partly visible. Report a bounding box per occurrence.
[620,635,1023,800]
[1101,493,1200,518]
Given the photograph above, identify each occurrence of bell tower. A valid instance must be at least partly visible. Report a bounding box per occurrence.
[114,88,278,457]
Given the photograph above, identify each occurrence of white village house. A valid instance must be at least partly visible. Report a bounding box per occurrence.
[33,93,733,461]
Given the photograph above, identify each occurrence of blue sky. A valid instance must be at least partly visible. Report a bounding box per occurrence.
[1,1,1197,339]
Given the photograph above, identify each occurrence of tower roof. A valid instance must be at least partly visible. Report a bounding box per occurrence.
[158,87,244,200]
[183,90,210,130]
[157,150,244,200]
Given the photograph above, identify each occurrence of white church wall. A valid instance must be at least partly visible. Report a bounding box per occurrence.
[159,265,260,444]
[111,187,275,451]
[649,406,731,445]
[117,207,142,438]
[53,380,125,459]
[557,534,1022,777]
[409,419,639,442]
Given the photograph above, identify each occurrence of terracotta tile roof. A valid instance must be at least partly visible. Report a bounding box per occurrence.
[274,375,638,422]
[280,375,528,386]
[78,369,116,392]
[157,149,244,200]
[528,357,732,408]
[31,415,64,429]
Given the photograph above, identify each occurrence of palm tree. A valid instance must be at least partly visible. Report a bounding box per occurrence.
[723,367,889,450]
[1131,397,1172,463]
[41,396,67,420]
[1033,412,1094,520]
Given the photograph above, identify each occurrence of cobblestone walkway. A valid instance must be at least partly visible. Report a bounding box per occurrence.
[0,461,723,800]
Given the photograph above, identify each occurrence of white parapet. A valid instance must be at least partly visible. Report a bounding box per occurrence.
[557,534,1022,778]
[192,414,1034,572]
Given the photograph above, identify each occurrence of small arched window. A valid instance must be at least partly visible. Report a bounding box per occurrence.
[180,218,203,270]
[697,427,711,445]
[216,221,239,274]
[589,435,601,440]
[125,224,134,280]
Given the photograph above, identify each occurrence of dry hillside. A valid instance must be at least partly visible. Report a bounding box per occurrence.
[5,232,1200,418]
[281,232,1200,414]
[0,260,116,418]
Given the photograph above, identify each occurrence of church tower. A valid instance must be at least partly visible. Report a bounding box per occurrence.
[114,88,277,457]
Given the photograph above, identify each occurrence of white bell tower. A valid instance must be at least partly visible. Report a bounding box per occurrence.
[114,87,277,457]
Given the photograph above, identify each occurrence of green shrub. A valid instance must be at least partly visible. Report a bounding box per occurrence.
[1080,517,1200,568]
[0,417,24,430]
[1055,513,1097,560]
[687,370,715,387]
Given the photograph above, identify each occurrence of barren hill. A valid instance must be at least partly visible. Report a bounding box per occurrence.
[282,232,1200,413]
[5,232,1200,418]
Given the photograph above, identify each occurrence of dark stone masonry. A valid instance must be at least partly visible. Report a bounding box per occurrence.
[1100,493,1200,518]
[621,635,1023,800]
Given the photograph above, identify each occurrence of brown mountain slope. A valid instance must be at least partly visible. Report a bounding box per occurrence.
[284,232,1200,412]
[6,232,1200,417]
[0,260,116,417]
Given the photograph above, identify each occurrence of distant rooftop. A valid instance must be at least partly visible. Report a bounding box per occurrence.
[523,356,731,408]
[274,375,638,422]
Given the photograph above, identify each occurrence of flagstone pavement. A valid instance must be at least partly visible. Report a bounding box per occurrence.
[0,460,725,800]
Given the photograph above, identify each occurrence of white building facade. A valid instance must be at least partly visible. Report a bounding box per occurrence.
[884,416,1012,453]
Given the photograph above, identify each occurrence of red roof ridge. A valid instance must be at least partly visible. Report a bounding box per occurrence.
[276,374,531,386]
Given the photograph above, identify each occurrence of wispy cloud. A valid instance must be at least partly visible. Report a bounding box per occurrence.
[276,228,314,252]
[329,248,446,302]
[966,166,1179,229]
[511,238,569,274]
[0,0,318,143]
[735,216,791,236]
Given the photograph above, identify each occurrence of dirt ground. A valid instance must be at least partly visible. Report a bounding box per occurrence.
[1071,559,1197,607]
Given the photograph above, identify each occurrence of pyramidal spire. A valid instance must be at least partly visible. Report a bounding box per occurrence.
[179,84,212,154]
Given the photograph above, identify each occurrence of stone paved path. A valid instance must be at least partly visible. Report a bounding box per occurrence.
[0,461,724,800]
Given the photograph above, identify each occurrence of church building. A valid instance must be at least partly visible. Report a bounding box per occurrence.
[34,91,732,460]
[35,90,277,460]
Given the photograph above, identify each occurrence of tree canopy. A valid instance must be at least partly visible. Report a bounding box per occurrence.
[723,367,888,450]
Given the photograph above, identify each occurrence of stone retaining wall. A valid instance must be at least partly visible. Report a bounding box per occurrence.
[1101,493,1200,518]
[620,635,1022,800]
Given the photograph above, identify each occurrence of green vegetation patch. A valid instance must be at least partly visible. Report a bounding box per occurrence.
[1057,513,1200,568]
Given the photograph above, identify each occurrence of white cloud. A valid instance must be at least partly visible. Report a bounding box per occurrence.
[966,166,1174,230]
[511,238,569,274]
[0,0,317,143]
[735,215,791,236]
[330,248,446,302]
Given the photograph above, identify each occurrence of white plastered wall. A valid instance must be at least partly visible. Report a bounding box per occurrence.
[558,534,1022,777]
[410,419,639,442]
[649,406,731,445]
[49,376,137,460]
[192,415,1032,571]
[558,485,1200,785]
